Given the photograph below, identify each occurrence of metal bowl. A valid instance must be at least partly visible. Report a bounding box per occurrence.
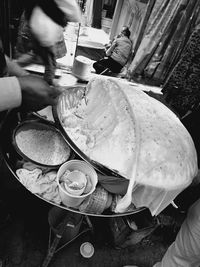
[12,119,74,169]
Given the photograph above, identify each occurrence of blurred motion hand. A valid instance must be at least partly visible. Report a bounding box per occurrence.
[18,75,61,111]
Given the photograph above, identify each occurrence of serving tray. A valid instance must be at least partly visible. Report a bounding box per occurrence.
[0,110,146,217]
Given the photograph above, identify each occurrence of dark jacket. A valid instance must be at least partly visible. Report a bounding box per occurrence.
[24,0,68,27]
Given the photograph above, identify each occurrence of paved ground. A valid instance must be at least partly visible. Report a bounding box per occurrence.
[0,156,200,267]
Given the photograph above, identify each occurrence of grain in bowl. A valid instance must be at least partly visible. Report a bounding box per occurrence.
[14,121,72,167]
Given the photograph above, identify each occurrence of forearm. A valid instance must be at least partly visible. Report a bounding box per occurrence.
[106,43,116,56]
[0,77,22,111]
[5,55,29,77]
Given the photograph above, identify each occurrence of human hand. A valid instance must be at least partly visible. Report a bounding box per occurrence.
[17,75,61,111]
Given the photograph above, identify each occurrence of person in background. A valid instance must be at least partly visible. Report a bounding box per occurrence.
[93,26,132,74]
[105,26,130,50]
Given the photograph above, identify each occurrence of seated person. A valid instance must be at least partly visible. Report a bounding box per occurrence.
[93,26,132,74]
[105,26,128,49]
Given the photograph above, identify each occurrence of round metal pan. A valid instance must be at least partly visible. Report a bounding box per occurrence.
[0,110,147,217]
[12,119,74,169]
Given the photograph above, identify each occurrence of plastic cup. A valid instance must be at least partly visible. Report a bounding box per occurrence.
[57,160,98,208]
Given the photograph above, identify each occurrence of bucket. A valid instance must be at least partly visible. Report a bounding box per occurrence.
[72,56,92,81]
[48,207,83,245]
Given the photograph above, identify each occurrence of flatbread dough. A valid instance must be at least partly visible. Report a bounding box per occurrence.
[58,77,198,214]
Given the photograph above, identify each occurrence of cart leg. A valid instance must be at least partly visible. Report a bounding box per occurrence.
[41,216,75,267]
[41,213,94,267]
[41,233,63,267]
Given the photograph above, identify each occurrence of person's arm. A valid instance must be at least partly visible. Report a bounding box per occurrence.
[17,75,60,111]
[106,40,117,56]
[0,75,60,112]
[0,77,22,112]
[5,55,29,77]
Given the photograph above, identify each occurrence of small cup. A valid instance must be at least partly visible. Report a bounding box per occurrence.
[57,160,98,208]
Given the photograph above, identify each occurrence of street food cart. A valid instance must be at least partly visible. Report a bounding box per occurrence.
[0,109,148,266]
[0,76,197,266]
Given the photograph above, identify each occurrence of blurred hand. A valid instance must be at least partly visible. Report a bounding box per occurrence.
[18,75,61,111]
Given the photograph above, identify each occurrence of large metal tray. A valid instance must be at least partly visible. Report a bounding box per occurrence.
[0,110,147,217]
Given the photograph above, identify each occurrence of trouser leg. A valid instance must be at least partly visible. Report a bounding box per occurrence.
[43,47,56,85]
[93,59,109,74]
[39,46,56,85]
[33,38,56,85]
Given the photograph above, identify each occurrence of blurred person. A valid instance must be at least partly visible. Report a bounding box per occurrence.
[0,0,79,260]
[15,11,67,68]
[93,26,132,74]
[0,0,80,229]
[16,0,81,85]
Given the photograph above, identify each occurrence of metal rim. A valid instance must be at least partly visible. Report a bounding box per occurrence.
[12,119,74,168]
